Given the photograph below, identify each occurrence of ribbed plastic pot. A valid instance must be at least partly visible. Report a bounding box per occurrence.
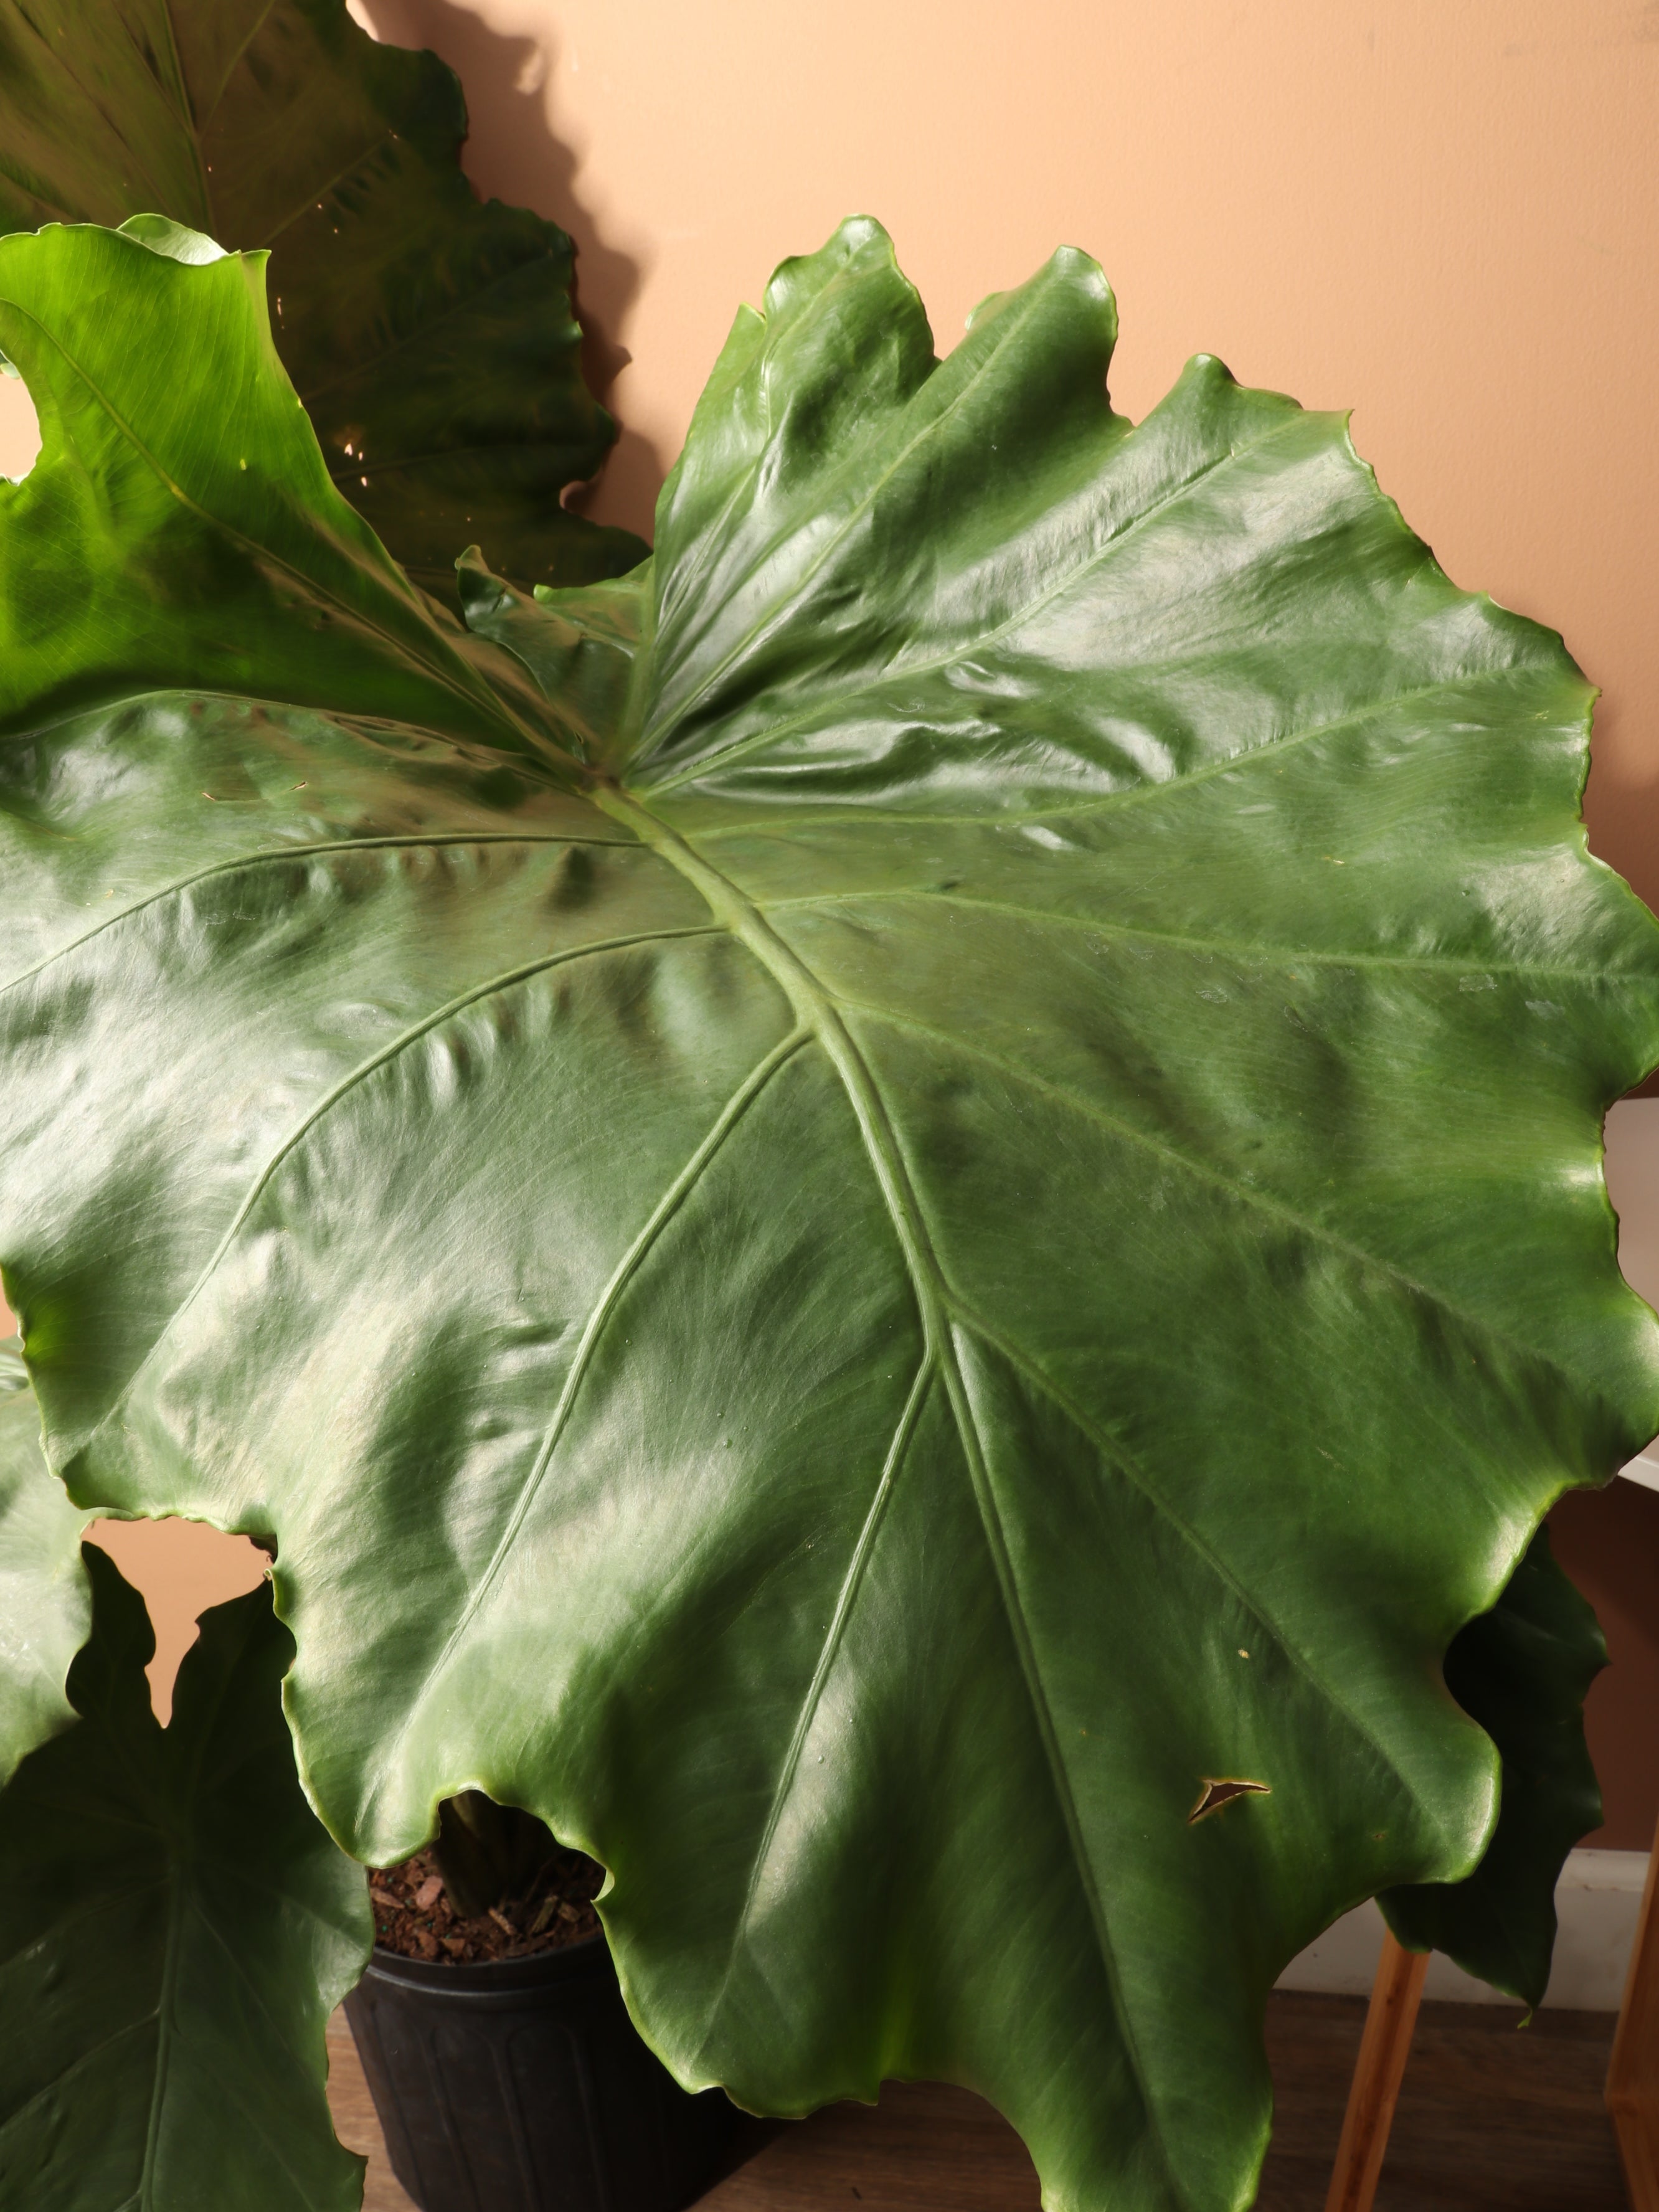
[343,1932,741,2212]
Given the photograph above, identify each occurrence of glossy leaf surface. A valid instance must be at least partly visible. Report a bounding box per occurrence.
[0,0,644,593]
[1381,1526,1607,2007]
[2,217,1657,2212]
[0,1551,370,2209]
[0,1355,88,1786]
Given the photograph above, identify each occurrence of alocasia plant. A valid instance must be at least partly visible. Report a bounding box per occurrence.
[0,209,1653,2212]
[0,0,646,597]
[0,1534,371,2210]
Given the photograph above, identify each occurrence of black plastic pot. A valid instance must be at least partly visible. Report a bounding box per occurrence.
[344,1933,741,2212]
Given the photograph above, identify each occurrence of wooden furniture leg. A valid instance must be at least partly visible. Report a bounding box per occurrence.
[1323,1930,1429,2212]
[1609,1816,1659,2209]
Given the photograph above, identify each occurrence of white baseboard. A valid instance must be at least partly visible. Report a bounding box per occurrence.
[1274,1848,1648,2011]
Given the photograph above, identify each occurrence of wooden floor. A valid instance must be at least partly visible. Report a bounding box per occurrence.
[326,1992,1624,2212]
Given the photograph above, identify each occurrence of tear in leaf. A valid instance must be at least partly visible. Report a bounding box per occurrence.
[1189,1779,1272,1823]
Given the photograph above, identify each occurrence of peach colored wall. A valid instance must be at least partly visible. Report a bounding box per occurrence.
[86,1517,267,1721]
[4,3,1658,1826]
[356,0,1659,907]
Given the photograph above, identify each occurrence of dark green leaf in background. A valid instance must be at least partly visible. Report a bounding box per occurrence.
[0,0,646,595]
[2,217,1657,2212]
[0,1352,88,1786]
[0,1549,370,2211]
[1381,1524,1609,2008]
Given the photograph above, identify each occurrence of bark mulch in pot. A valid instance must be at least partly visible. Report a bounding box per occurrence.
[368,1843,603,1964]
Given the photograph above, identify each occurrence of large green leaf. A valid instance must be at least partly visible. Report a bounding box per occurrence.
[0,1549,370,2210]
[2,215,1657,2212]
[0,0,645,595]
[1381,1524,1607,2007]
[0,1352,89,1785]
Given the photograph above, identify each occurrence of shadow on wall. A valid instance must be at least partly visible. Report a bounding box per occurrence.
[357,0,668,541]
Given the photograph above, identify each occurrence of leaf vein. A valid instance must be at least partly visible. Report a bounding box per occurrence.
[948,1303,1453,1827]
[0,1876,167,1975]
[191,1904,332,2107]
[379,1023,813,1764]
[640,273,1061,768]
[251,126,400,253]
[0,2011,157,2139]
[295,240,575,407]
[760,886,1613,980]
[692,1353,935,2064]
[74,923,722,1463]
[193,0,282,138]
[839,993,1591,1403]
[0,828,639,1004]
[656,665,1540,817]
[641,417,1306,795]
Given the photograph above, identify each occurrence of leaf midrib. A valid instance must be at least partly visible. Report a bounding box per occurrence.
[153,0,212,223]
[136,1865,184,2208]
[596,783,1185,2201]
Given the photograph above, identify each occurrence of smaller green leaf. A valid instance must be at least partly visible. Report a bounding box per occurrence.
[0,220,558,758]
[1381,1526,1606,2006]
[0,1347,88,1787]
[0,1549,371,2211]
